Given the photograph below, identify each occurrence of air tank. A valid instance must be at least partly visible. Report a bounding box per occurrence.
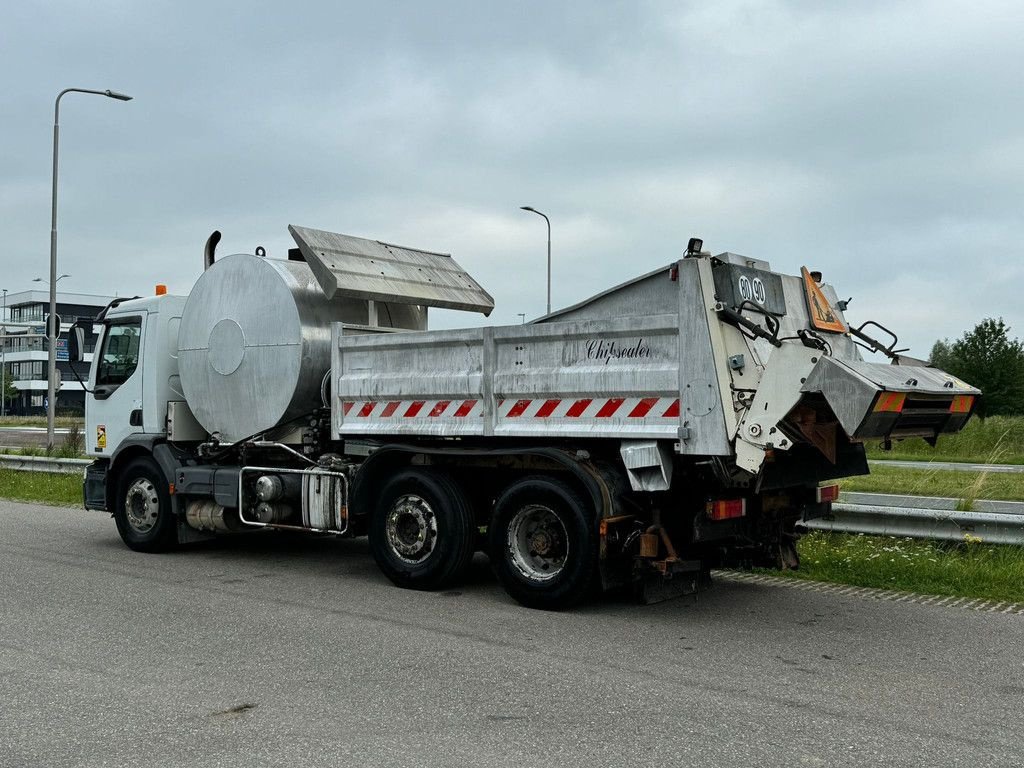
[177,253,423,442]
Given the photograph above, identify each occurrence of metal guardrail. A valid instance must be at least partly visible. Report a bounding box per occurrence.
[870,459,1024,474]
[802,492,1024,545]
[0,454,88,475]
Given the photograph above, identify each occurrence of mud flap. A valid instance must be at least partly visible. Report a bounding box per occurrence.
[635,559,707,605]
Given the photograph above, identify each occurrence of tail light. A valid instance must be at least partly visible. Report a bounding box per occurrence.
[816,484,840,503]
[707,499,746,521]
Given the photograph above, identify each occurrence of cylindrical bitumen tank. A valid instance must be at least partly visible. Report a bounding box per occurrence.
[178,253,423,442]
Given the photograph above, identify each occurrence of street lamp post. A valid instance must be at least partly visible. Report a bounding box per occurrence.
[48,87,132,450]
[1,288,7,417]
[519,206,551,315]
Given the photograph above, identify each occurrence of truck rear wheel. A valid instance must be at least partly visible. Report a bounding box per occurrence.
[370,469,475,591]
[488,475,598,610]
[114,458,178,553]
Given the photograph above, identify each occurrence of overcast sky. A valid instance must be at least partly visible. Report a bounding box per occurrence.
[2,0,1021,356]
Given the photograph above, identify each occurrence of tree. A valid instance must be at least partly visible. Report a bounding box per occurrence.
[930,318,1024,417]
[1,368,16,415]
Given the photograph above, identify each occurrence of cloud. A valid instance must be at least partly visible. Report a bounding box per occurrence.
[0,0,1020,358]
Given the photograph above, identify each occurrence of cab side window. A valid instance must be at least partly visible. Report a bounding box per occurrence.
[96,319,142,387]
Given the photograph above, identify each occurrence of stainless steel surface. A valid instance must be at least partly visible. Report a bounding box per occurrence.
[332,313,684,441]
[619,440,673,491]
[734,343,820,473]
[255,474,284,501]
[178,253,426,443]
[385,494,438,563]
[301,470,347,532]
[680,258,735,454]
[185,499,231,532]
[124,477,159,534]
[251,440,315,465]
[289,225,494,315]
[804,497,1024,545]
[331,253,969,455]
[541,263,677,323]
[506,503,568,582]
[166,400,206,441]
[802,356,980,438]
[238,466,348,534]
[254,502,292,524]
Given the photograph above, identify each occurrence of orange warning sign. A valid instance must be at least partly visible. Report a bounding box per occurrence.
[801,267,847,333]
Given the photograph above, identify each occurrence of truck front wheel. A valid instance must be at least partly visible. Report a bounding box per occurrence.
[114,458,178,553]
[369,469,475,591]
[488,475,598,610]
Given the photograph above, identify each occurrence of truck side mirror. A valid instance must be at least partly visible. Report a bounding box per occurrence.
[69,320,93,364]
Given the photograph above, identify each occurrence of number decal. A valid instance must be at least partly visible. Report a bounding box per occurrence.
[751,277,766,305]
[738,275,752,302]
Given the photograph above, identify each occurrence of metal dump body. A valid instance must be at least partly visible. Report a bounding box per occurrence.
[330,253,979,463]
[331,312,700,441]
[332,258,735,453]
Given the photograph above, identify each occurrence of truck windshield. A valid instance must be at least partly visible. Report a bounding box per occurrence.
[96,318,142,387]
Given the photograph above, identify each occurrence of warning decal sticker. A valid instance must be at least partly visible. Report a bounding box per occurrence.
[801,267,847,333]
[96,425,107,451]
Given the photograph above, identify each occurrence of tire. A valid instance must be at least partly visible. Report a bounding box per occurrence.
[369,469,475,591]
[114,458,178,553]
[488,475,598,610]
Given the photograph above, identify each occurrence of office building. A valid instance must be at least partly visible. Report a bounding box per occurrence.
[1,290,114,416]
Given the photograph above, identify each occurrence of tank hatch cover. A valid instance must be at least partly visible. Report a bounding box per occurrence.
[289,225,495,315]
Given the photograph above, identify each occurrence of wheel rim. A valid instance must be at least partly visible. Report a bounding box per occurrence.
[507,503,568,582]
[124,478,160,534]
[385,494,438,563]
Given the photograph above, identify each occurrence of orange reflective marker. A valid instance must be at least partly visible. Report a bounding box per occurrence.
[801,267,847,333]
[872,392,906,413]
[949,395,974,413]
[155,284,167,296]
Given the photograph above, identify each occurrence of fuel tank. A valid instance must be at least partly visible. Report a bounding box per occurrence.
[177,253,424,442]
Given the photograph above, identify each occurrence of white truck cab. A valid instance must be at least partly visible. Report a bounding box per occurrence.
[85,293,191,458]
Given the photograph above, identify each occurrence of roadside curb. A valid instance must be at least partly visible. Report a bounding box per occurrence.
[719,570,1024,615]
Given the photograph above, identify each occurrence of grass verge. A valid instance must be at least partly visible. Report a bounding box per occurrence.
[0,469,82,507]
[865,414,1024,465]
[6,445,87,460]
[778,531,1024,603]
[0,416,84,428]
[842,465,1024,504]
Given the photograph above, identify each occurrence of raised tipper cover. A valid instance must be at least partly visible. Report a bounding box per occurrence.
[289,224,494,315]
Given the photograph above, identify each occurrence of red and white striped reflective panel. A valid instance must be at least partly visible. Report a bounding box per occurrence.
[342,399,483,419]
[341,397,680,419]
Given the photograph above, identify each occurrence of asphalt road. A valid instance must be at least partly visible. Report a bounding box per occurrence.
[2,501,1022,767]
[0,425,71,451]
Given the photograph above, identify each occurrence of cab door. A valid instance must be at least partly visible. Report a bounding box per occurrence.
[86,313,146,458]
